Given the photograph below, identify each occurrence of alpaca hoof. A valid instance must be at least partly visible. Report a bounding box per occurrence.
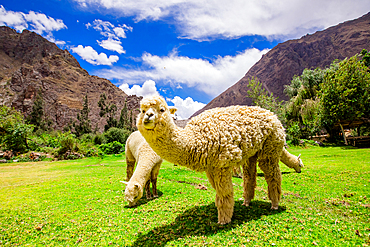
[242,201,250,207]
[153,195,159,198]
[146,195,153,200]
[218,219,231,225]
[271,205,279,210]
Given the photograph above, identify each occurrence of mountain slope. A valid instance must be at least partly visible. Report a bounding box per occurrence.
[0,26,142,131]
[192,12,370,118]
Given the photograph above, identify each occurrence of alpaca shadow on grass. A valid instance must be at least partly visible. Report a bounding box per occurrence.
[257,171,294,177]
[129,200,285,247]
[124,190,164,208]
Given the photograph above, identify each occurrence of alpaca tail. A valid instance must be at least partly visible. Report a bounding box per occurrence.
[280,148,304,173]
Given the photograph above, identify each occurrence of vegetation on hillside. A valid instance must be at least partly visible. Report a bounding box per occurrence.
[248,50,370,145]
[1,50,370,160]
[0,92,136,161]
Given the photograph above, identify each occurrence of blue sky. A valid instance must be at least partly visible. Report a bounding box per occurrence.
[1,0,369,119]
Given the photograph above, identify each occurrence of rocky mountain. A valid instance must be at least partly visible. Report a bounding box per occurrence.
[0,26,142,132]
[192,12,370,118]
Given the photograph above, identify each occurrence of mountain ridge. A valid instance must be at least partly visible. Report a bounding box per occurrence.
[191,12,370,118]
[0,26,142,132]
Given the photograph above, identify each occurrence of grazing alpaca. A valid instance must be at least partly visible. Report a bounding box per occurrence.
[137,96,302,224]
[233,152,303,178]
[121,131,162,207]
[122,107,178,207]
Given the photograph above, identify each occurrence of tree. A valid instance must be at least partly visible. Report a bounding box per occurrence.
[118,99,128,129]
[98,93,118,131]
[27,90,52,132]
[0,105,33,153]
[320,55,370,135]
[284,68,328,140]
[360,49,370,67]
[118,99,134,132]
[246,77,284,122]
[74,94,92,137]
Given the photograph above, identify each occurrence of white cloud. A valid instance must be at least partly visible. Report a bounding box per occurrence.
[0,5,66,41]
[119,80,204,119]
[0,5,28,31]
[73,0,370,40]
[71,45,119,65]
[120,80,159,97]
[170,96,206,119]
[98,38,126,54]
[86,19,132,53]
[24,10,66,35]
[99,48,268,97]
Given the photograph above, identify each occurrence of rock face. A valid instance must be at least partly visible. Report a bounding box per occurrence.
[0,26,142,132]
[192,12,370,118]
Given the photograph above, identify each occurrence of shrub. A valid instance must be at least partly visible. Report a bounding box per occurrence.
[0,106,34,153]
[99,141,124,154]
[93,133,106,145]
[57,133,79,158]
[104,127,131,144]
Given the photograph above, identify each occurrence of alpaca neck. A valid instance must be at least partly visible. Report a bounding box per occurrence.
[148,123,195,167]
[130,160,153,186]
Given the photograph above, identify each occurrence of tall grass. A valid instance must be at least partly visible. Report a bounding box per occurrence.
[0,146,369,246]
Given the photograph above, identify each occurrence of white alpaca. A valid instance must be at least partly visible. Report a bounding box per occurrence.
[137,96,303,224]
[121,107,178,207]
[121,131,162,207]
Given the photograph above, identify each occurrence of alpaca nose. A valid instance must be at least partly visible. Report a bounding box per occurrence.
[146,112,154,118]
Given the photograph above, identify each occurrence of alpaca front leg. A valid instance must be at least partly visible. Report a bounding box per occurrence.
[145,180,152,199]
[151,163,161,198]
[242,155,257,207]
[206,167,234,224]
[126,160,135,181]
[258,159,282,210]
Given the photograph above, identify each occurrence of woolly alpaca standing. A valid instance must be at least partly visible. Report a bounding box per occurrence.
[121,131,162,207]
[137,96,300,224]
[137,96,304,224]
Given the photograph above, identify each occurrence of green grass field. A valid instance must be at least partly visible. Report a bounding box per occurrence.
[1,146,369,246]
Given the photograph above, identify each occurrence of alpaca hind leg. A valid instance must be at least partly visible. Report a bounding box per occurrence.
[258,158,282,210]
[151,162,161,198]
[145,179,152,199]
[242,155,257,207]
[206,167,234,224]
[125,149,136,181]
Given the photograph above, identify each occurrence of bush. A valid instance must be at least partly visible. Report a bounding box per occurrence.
[93,133,106,145]
[0,106,34,153]
[79,133,94,143]
[79,142,102,157]
[286,122,301,146]
[104,127,131,144]
[99,141,124,154]
[57,133,79,158]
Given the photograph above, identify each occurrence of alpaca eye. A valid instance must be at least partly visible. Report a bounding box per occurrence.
[142,110,146,114]
[160,108,165,113]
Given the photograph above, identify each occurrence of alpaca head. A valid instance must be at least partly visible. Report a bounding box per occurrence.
[137,96,175,133]
[122,181,143,207]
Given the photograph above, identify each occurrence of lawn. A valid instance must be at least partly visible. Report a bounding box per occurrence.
[0,146,369,246]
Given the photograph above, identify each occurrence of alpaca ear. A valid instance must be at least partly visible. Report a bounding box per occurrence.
[120,181,129,185]
[169,107,178,114]
[134,183,140,188]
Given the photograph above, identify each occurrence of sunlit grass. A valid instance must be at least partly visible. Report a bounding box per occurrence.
[0,147,369,246]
